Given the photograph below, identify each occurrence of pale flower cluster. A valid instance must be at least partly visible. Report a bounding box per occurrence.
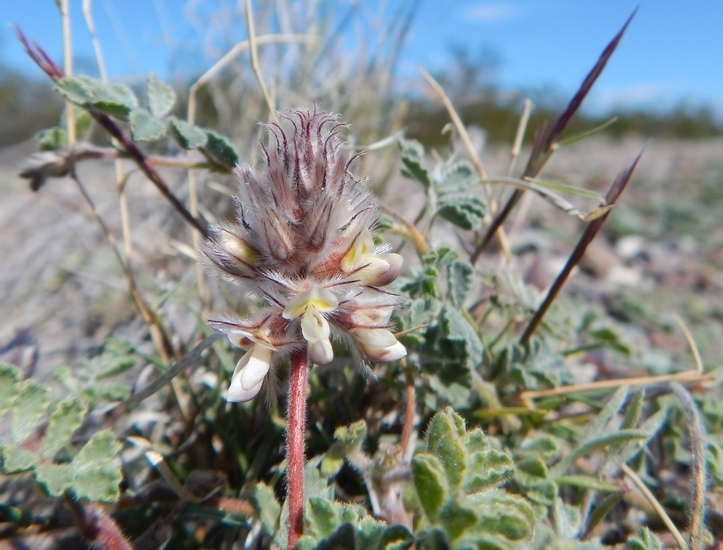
[204,108,406,402]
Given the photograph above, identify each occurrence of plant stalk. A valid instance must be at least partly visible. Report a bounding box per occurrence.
[287,348,308,548]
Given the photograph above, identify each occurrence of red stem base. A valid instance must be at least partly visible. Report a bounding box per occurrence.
[287,349,308,549]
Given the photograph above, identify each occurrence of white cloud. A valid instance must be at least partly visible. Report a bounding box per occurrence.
[595,83,666,108]
[463,2,522,22]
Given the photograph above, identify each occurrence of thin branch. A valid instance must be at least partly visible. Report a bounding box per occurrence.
[470,10,636,262]
[15,27,208,237]
[287,349,309,548]
[507,98,533,177]
[519,150,642,345]
[418,66,512,262]
[621,464,687,550]
[59,0,76,146]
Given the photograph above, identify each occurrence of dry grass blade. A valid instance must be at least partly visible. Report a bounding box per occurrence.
[471,9,636,263]
[674,314,704,375]
[519,149,643,345]
[621,463,687,550]
[244,0,278,123]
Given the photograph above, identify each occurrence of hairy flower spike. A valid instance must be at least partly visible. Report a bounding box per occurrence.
[204,108,406,402]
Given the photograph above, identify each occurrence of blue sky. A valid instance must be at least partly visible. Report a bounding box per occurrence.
[3,1,722,116]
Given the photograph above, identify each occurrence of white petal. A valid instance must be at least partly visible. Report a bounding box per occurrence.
[283,285,339,319]
[301,306,331,342]
[350,306,394,326]
[309,338,334,365]
[226,345,272,403]
[341,229,375,271]
[379,341,407,362]
[226,331,253,349]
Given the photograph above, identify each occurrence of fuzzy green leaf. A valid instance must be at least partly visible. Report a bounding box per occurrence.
[412,454,448,520]
[0,363,22,421]
[552,496,581,538]
[147,72,176,117]
[11,380,52,444]
[307,497,339,538]
[34,463,74,496]
[40,398,87,459]
[37,127,68,151]
[426,409,467,490]
[436,160,477,194]
[472,492,535,541]
[399,138,431,188]
[447,260,474,307]
[439,502,478,541]
[55,75,97,105]
[129,108,167,142]
[71,430,122,502]
[203,130,240,167]
[614,408,668,465]
[377,524,414,549]
[441,306,484,370]
[621,389,644,430]
[551,430,649,478]
[556,475,620,492]
[169,117,208,150]
[465,449,515,493]
[580,385,628,443]
[250,482,280,537]
[93,82,139,118]
[437,194,486,230]
[586,492,623,535]
[1,443,38,473]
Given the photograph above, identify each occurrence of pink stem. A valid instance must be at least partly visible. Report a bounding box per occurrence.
[287,348,308,548]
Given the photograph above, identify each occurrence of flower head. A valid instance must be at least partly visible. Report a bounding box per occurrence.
[204,108,406,402]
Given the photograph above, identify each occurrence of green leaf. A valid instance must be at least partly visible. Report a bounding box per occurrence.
[92,82,139,119]
[465,449,515,493]
[81,382,131,404]
[426,408,467,490]
[41,398,87,459]
[0,364,22,421]
[441,306,484,370]
[307,497,339,539]
[377,524,414,550]
[147,72,176,117]
[556,475,620,492]
[621,389,644,430]
[249,482,280,537]
[203,130,240,167]
[11,380,52,444]
[37,127,68,151]
[628,526,664,550]
[437,194,486,230]
[472,492,535,541]
[129,108,167,142]
[436,160,477,194]
[551,430,649,478]
[71,430,122,502]
[525,177,604,201]
[55,75,97,105]
[75,110,92,139]
[552,496,580,538]
[399,138,431,188]
[412,454,449,520]
[35,463,74,496]
[439,502,478,540]
[586,492,623,535]
[169,117,208,150]
[1,443,38,472]
[447,260,474,307]
[614,408,667,465]
[580,385,629,443]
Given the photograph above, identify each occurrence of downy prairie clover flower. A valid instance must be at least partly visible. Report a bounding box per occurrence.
[204,108,406,403]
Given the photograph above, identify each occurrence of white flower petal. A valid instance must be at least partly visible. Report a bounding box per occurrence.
[350,306,394,326]
[301,306,330,342]
[351,328,406,362]
[283,284,339,319]
[341,229,375,272]
[226,345,272,403]
[309,338,334,365]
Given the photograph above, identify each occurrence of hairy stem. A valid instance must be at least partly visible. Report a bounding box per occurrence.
[287,349,308,548]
